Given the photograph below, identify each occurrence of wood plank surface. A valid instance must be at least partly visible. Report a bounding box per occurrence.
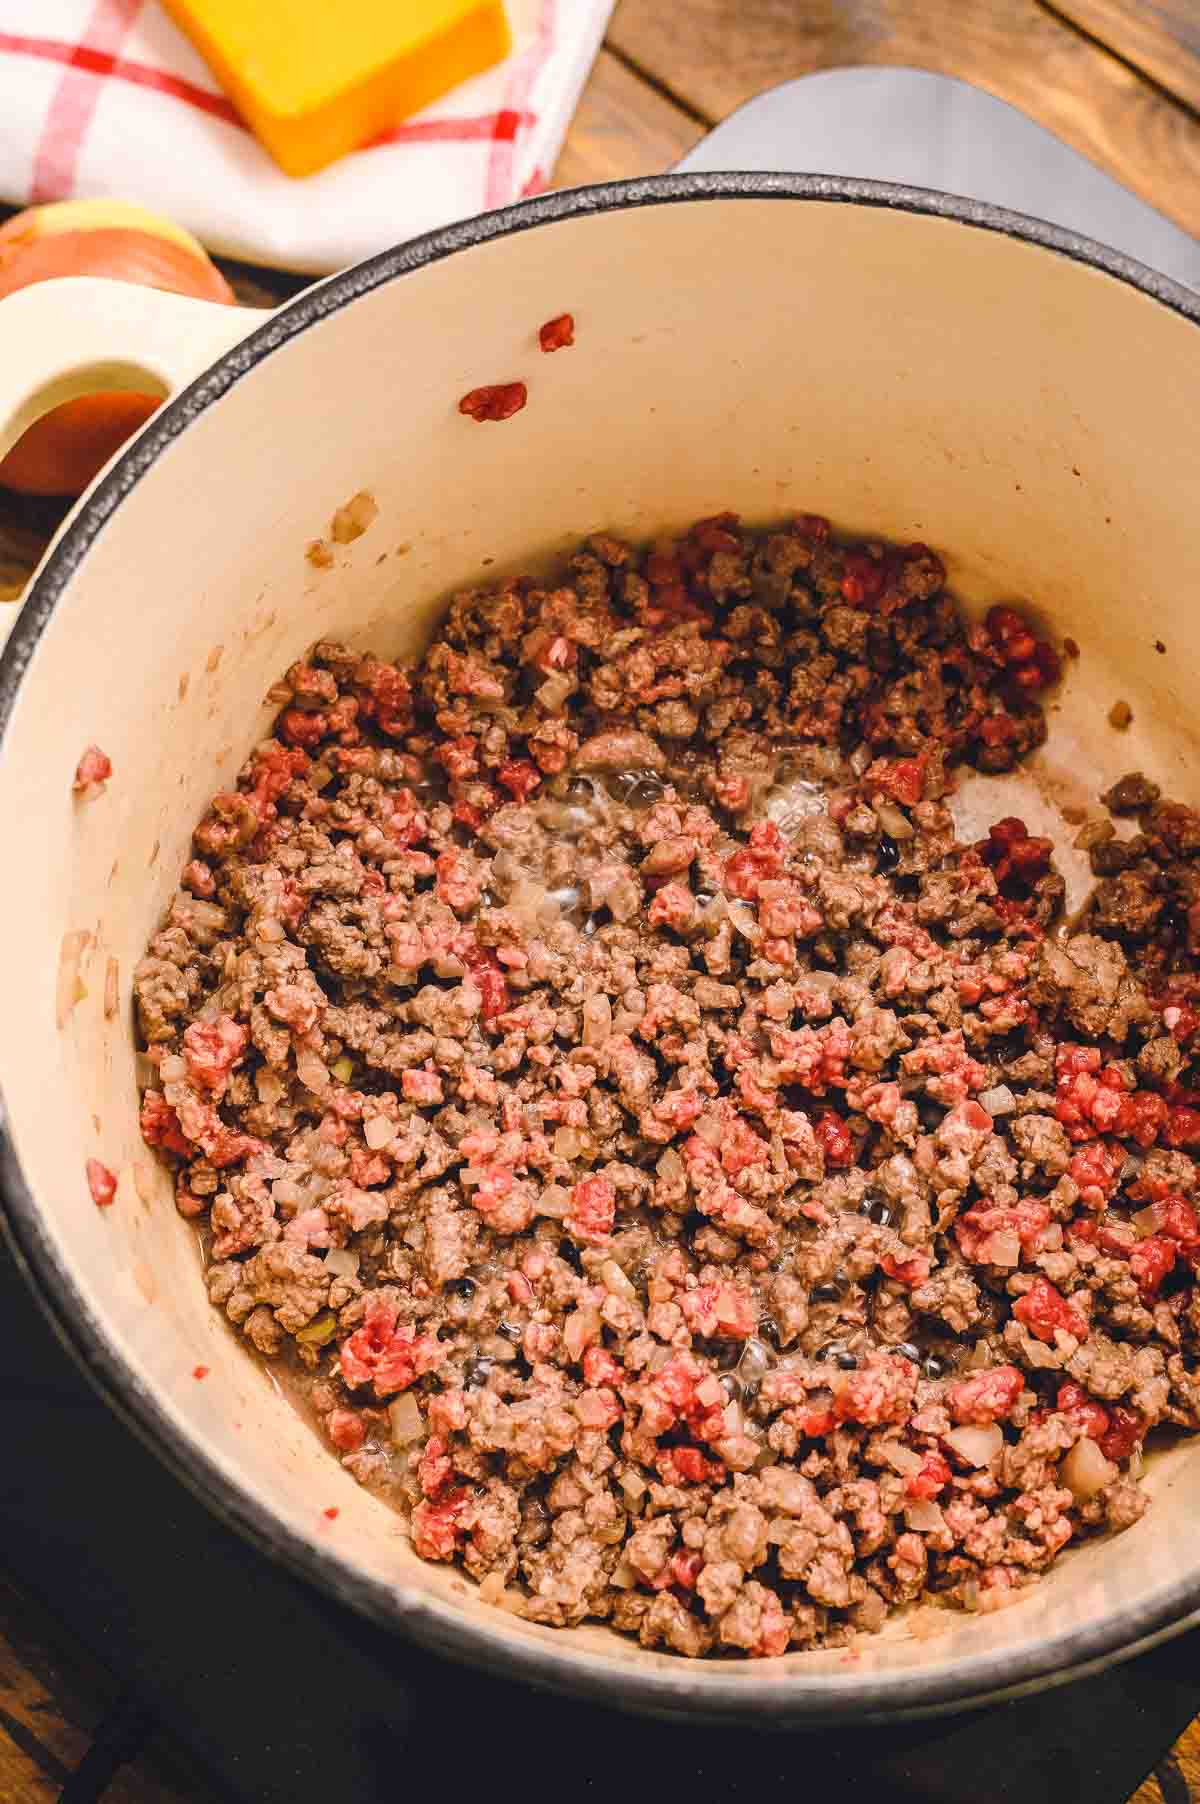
[1045,0,1200,115]
[1131,1722,1200,1804]
[550,45,705,188]
[607,0,1200,238]
[0,1573,222,1802]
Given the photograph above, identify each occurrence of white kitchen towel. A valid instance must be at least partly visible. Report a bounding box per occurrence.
[0,0,613,271]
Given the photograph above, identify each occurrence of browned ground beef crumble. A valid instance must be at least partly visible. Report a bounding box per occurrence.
[134,513,1200,1659]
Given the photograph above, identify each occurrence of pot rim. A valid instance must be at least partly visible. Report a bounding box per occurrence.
[3,171,1200,1724]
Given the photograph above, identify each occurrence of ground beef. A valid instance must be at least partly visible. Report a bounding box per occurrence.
[135,518,1200,1661]
[1028,935,1150,1041]
[1102,773,1160,816]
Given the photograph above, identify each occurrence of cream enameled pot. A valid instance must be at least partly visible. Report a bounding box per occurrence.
[2,175,1200,1726]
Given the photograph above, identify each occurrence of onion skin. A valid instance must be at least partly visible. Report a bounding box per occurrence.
[3,393,162,496]
[0,202,234,495]
[0,225,234,304]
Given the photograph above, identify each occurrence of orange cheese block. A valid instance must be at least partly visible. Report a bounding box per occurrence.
[159,0,512,178]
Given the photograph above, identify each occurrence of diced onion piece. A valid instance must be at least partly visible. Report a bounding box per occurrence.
[611,1558,639,1589]
[693,1113,723,1147]
[978,1084,1016,1116]
[295,1044,330,1094]
[478,1571,506,1605]
[324,1247,359,1280]
[582,993,613,1047]
[727,902,760,942]
[943,1423,1004,1467]
[538,1183,570,1219]
[295,1311,336,1347]
[963,1340,992,1370]
[56,929,91,1028]
[302,1173,333,1208]
[981,1230,1021,1267]
[881,1443,924,1477]
[738,1338,773,1379]
[363,1114,397,1151]
[330,490,378,544]
[1131,1205,1160,1238]
[554,1126,587,1159]
[694,1375,725,1410]
[656,1147,684,1182]
[599,1258,637,1303]
[874,801,915,839]
[309,762,334,791]
[331,1055,354,1084]
[388,1393,424,1446]
[1062,1436,1118,1502]
[620,1469,647,1506]
[905,1499,947,1533]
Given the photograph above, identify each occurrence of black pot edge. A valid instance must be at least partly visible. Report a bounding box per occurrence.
[3,171,1200,1726]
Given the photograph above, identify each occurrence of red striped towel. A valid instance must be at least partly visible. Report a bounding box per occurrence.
[0,0,613,271]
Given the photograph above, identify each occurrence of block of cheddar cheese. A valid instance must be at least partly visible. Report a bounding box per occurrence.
[159,0,512,178]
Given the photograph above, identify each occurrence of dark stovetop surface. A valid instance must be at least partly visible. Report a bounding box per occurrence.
[2,1236,1199,1804]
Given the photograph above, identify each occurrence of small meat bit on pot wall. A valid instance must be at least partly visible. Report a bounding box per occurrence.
[133,510,1200,1659]
[73,744,111,794]
[458,382,527,422]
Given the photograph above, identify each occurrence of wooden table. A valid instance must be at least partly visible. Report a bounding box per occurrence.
[2,1,1200,1796]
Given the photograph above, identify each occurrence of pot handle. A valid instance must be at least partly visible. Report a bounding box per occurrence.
[0,275,271,463]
